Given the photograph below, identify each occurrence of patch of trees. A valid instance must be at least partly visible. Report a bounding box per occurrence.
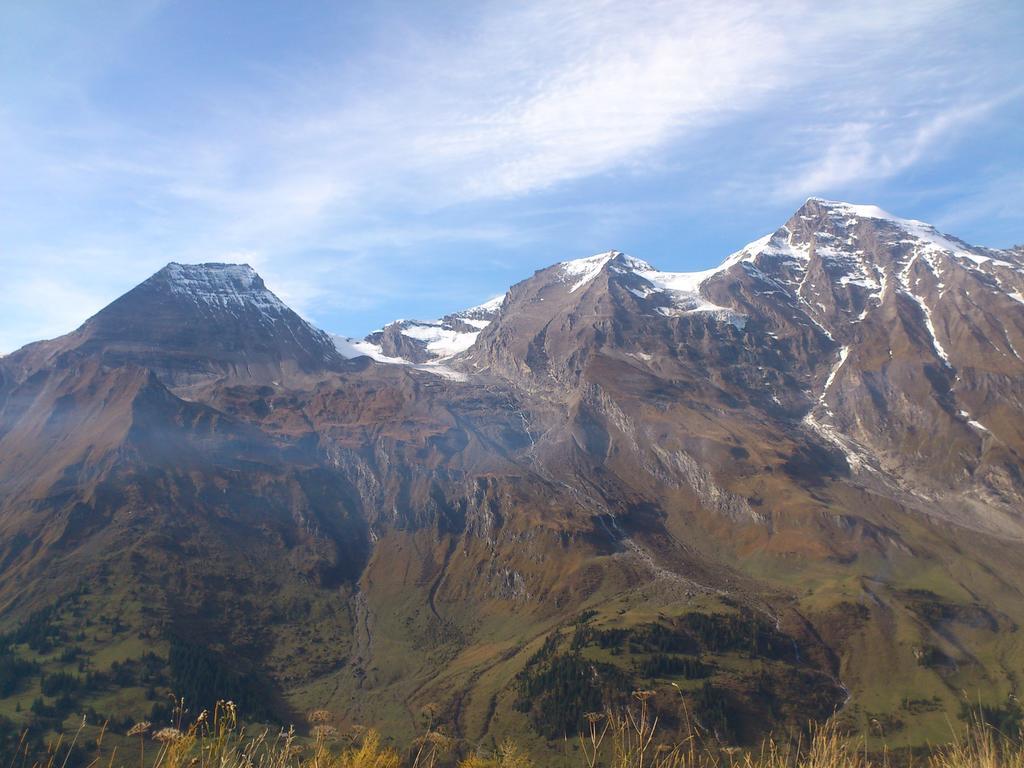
[693,682,736,743]
[682,611,796,661]
[915,644,955,669]
[37,651,168,701]
[518,610,825,744]
[744,668,833,724]
[635,654,712,680]
[0,714,44,766]
[571,610,798,662]
[865,710,905,735]
[2,605,65,653]
[751,670,780,719]
[523,632,560,667]
[754,667,846,722]
[901,590,998,632]
[167,636,274,721]
[900,696,943,715]
[0,714,17,743]
[40,670,80,697]
[106,652,167,688]
[576,627,630,651]
[0,645,38,696]
[571,621,699,654]
[962,697,1023,740]
[2,649,174,741]
[628,623,701,655]
[903,590,963,625]
[1,709,86,767]
[514,650,633,739]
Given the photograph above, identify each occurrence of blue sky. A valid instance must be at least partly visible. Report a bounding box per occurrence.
[1,0,1022,352]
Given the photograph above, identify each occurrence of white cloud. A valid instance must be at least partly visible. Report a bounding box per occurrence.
[339,0,970,203]
[26,0,973,235]
[777,99,1008,199]
[411,2,793,198]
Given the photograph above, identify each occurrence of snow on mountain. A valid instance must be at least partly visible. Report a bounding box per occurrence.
[329,334,468,381]
[331,292,506,374]
[331,198,1023,382]
[809,199,1017,269]
[329,335,407,364]
[613,256,744,325]
[696,198,1024,352]
[457,294,505,321]
[23,261,349,387]
[560,252,618,292]
[156,262,291,315]
[397,322,481,357]
[387,294,507,357]
[808,198,1023,273]
[558,250,745,327]
[728,199,1020,279]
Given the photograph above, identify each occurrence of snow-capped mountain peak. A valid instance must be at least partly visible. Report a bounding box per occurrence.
[461,294,505,317]
[21,261,347,387]
[332,291,506,374]
[150,262,290,314]
[332,200,1024,390]
[559,251,619,292]
[796,198,1021,269]
[555,249,743,325]
[714,198,1023,322]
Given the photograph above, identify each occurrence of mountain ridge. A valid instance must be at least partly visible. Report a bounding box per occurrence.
[2,198,1023,752]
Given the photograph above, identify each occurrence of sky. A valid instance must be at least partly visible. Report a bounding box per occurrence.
[1,0,1023,353]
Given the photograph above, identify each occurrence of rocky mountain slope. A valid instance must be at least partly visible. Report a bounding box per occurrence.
[1,199,1023,752]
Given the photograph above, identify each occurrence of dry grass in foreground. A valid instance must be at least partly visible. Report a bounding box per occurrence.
[11,697,1024,768]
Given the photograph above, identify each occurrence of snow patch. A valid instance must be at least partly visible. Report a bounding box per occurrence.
[612,255,747,327]
[904,290,952,368]
[802,412,868,472]
[561,252,616,292]
[330,335,407,364]
[157,263,290,315]
[820,346,850,404]
[413,363,468,382]
[814,199,1020,272]
[466,294,505,313]
[559,250,748,328]
[959,410,991,433]
[331,335,470,382]
[399,322,480,358]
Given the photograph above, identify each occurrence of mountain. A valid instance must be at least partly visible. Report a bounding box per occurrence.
[1,200,1023,755]
[462,199,1024,534]
[5,262,346,391]
[332,295,504,365]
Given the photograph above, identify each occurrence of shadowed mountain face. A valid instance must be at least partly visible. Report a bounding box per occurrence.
[2,200,1024,749]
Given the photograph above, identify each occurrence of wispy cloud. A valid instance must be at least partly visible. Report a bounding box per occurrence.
[777,97,1015,199]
